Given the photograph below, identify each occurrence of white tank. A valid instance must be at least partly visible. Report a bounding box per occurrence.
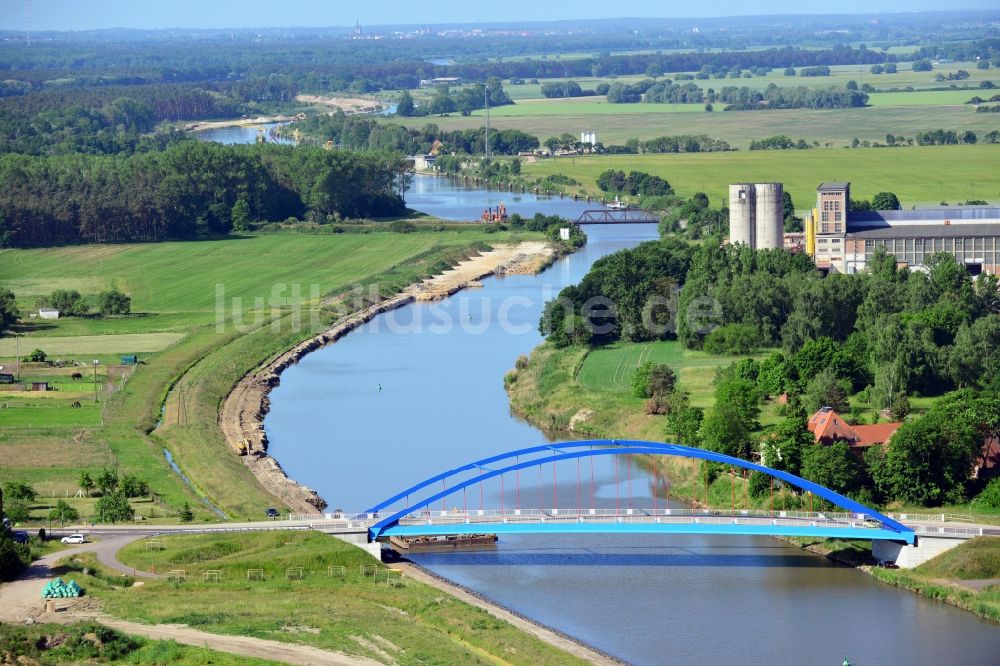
[754,182,784,250]
[728,184,755,247]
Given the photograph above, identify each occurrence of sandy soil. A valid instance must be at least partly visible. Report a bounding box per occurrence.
[184,115,295,132]
[296,94,385,114]
[219,241,556,515]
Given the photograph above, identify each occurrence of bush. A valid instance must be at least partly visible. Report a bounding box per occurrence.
[389,220,416,233]
[98,289,131,316]
[46,289,88,316]
[27,348,47,363]
[973,478,1000,509]
[748,471,772,499]
[0,535,28,581]
[703,323,758,355]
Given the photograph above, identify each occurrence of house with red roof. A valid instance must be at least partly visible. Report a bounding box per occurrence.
[807,407,901,451]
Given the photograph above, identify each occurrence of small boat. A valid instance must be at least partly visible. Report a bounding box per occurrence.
[606,196,631,211]
[387,533,498,551]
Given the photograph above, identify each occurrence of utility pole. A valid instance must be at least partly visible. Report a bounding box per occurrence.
[484,84,490,163]
[92,359,100,403]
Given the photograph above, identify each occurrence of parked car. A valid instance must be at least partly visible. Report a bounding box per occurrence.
[265,508,280,519]
[12,531,28,544]
[60,534,86,544]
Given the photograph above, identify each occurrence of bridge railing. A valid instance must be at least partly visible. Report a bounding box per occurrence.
[393,511,883,530]
[910,524,986,538]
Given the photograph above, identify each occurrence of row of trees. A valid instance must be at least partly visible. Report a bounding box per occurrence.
[716,84,868,110]
[398,78,513,117]
[0,141,408,247]
[285,112,538,156]
[595,170,673,198]
[35,289,131,317]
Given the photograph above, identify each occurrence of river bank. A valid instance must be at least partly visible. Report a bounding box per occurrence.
[398,560,622,665]
[221,241,557,514]
[505,338,1000,627]
[183,115,296,132]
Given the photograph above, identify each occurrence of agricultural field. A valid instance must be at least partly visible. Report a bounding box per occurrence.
[393,103,999,149]
[521,145,1000,208]
[70,530,585,665]
[397,60,999,149]
[576,340,742,410]
[0,230,533,520]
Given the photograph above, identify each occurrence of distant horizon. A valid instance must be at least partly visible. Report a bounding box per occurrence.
[4,1,999,33]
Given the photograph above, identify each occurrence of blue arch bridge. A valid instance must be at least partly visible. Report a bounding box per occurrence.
[359,440,916,546]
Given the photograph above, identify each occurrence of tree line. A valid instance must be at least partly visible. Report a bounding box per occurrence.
[283,111,538,156]
[0,141,408,247]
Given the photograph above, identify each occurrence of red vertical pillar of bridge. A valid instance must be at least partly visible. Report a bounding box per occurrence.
[653,465,658,513]
[769,477,774,516]
[590,455,595,511]
[627,456,633,510]
[577,458,582,515]
[553,463,558,511]
[809,491,813,514]
[703,463,708,508]
[743,469,748,510]
[516,457,520,513]
[730,468,735,513]
[537,464,543,510]
[614,457,620,513]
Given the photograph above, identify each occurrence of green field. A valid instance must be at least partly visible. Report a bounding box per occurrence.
[0,230,536,520]
[399,58,1000,150]
[394,104,1000,149]
[473,98,705,116]
[70,531,584,665]
[521,145,1000,208]
[577,340,738,409]
[0,332,183,355]
[867,90,984,106]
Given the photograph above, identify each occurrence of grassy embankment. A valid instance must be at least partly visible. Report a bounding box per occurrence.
[395,61,1000,148]
[870,537,1000,622]
[0,622,284,665]
[0,229,539,521]
[505,338,975,514]
[520,145,1000,208]
[61,531,585,665]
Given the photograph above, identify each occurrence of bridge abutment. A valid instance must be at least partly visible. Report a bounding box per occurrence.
[873,535,966,569]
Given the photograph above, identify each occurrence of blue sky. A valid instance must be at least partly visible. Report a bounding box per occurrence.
[2,1,996,31]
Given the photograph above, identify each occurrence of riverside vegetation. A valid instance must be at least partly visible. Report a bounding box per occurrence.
[59,531,586,665]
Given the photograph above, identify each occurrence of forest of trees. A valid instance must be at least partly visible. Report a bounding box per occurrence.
[715,84,868,110]
[0,142,409,247]
[283,111,538,155]
[538,233,1000,506]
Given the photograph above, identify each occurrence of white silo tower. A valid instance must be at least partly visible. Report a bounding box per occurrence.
[754,182,784,249]
[728,184,755,247]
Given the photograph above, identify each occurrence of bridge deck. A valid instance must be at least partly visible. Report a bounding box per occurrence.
[380,522,913,543]
[367,509,916,544]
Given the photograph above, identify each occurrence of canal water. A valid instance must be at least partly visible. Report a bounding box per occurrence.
[195,129,1000,664]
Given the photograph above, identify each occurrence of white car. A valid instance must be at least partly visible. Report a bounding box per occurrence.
[60,534,86,544]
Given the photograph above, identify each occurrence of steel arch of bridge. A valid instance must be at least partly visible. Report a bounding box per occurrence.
[365,440,914,543]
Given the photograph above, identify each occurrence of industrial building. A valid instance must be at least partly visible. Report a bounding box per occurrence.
[805,182,1000,275]
[727,182,784,250]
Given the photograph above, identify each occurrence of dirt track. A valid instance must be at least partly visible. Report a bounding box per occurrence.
[219,242,556,515]
[0,540,379,665]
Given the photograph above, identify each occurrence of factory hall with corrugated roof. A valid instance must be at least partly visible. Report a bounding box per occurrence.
[729,181,1000,276]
